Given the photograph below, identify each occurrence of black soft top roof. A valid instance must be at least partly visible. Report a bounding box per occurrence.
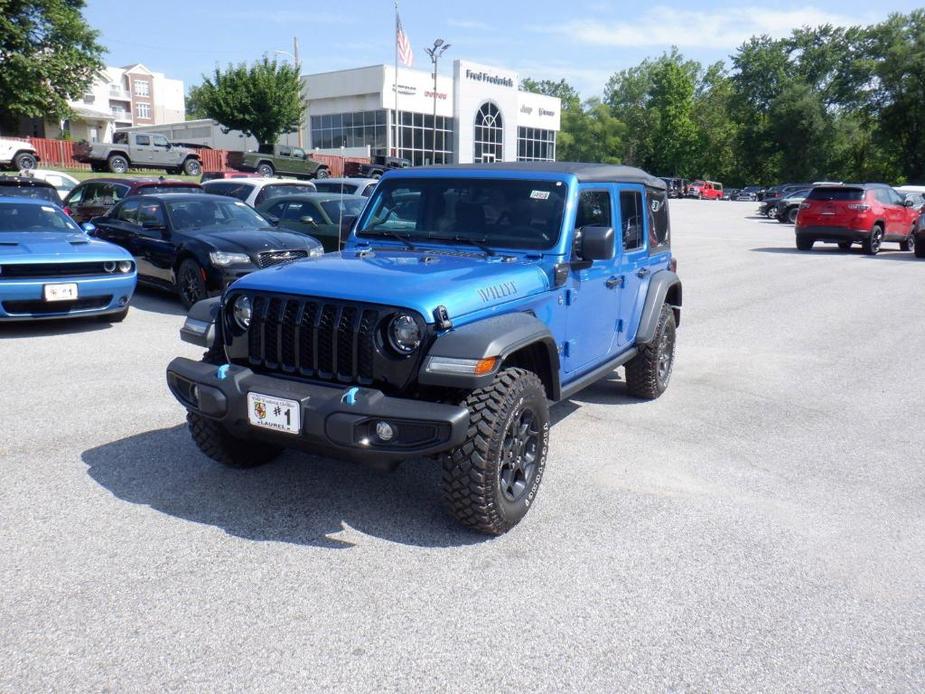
[419,162,667,189]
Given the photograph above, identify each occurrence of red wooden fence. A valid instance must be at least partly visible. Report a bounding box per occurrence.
[20,137,368,177]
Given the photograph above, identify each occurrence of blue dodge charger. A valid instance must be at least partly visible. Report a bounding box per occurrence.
[0,197,137,322]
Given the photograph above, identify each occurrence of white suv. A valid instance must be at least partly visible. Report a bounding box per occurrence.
[0,137,39,171]
[202,177,316,208]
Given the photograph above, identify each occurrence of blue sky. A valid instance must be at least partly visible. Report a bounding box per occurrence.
[85,0,920,98]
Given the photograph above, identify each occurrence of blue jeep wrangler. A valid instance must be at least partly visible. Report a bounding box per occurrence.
[166,162,682,534]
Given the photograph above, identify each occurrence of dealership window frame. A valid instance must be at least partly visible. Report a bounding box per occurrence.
[474,101,503,163]
[516,126,556,162]
[309,109,389,153]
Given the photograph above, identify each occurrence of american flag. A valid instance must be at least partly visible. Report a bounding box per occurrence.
[397,14,413,67]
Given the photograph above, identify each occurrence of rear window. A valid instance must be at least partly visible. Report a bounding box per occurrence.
[138,185,203,195]
[0,185,60,205]
[808,187,864,201]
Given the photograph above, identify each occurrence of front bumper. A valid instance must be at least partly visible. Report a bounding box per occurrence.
[166,357,470,462]
[795,226,870,242]
[0,273,136,320]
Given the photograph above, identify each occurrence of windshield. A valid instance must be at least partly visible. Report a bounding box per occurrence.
[0,201,83,232]
[358,178,567,250]
[166,198,270,232]
[140,185,203,195]
[315,182,358,194]
[321,198,366,221]
[261,184,313,201]
[808,187,864,201]
[0,186,61,205]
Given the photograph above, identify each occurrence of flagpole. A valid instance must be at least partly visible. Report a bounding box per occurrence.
[393,0,399,158]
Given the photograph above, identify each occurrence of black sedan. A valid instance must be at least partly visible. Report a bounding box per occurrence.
[88,193,323,308]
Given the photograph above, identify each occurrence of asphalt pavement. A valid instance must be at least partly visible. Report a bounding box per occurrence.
[1,200,922,692]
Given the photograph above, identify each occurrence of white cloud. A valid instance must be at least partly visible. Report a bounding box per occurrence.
[536,6,872,49]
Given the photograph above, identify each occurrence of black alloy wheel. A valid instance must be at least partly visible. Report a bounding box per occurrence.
[863,225,883,255]
[498,406,541,503]
[178,259,207,309]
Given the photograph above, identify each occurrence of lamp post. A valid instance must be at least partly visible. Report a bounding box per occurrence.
[273,38,304,149]
[424,39,450,165]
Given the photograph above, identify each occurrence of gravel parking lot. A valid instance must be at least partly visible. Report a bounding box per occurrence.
[1,199,922,692]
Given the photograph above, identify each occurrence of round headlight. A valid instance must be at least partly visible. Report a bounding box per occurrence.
[103,261,116,273]
[233,295,252,330]
[388,313,422,354]
[117,260,132,273]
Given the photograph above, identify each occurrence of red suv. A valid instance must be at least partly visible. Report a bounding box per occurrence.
[688,180,723,200]
[795,184,919,255]
[64,177,205,223]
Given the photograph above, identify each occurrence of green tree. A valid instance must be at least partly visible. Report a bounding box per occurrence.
[559,99,624,163]
[865,11,925,182]
[0,0,104,133]
[692,63,739,183]
[184,84,208,120]
[197,58,304,145]
[519,77,581,112]
[646,58,698,176]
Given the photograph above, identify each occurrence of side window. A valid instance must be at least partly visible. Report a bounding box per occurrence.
[619,190,645,251]
[152,135,169,148]
[291,148,305,159]
[138,201,165,227]
[278,146,292,157]
[135,135,151,146]
[81,183,102,204]
[647,189,670,251]
[888,188,904,206]
[575,190,612,229]
[67,184,86,205]
[116,199,140,223]
[281,202,307,221]
[265,201,289,218]
[100,183,128,204]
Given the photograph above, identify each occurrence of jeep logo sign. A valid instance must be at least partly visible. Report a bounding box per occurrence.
[478,281,518,302]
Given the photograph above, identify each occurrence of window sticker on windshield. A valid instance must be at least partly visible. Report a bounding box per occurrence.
[41,206,56,212]
[530,190,550,200]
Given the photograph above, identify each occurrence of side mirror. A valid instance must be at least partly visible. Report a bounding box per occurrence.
[299,215,317,226]
[81,221,96,234]
[578,225,615,261]
[903,199,914,207]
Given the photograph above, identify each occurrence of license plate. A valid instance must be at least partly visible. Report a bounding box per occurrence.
[43,283,78,302]
[247,392,301,435]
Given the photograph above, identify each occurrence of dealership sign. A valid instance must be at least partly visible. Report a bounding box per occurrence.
[465,69,514,88]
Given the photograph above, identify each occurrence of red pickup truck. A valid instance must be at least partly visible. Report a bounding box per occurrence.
[688,180,723,200]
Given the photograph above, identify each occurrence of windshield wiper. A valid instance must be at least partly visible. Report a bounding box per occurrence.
[426,233,496,256]
[359,229,416,251]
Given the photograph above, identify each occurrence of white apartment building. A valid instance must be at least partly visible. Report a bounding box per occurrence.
[31,64,185,143]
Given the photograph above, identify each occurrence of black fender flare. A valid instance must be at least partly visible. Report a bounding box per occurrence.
[636,270,682,345]
[418,312,561,398]
[179,296,221,347]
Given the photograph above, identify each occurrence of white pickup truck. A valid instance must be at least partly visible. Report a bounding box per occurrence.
[0,138,39,171]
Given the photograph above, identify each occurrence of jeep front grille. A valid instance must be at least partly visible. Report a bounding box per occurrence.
[256,250,308,269]
[246,295,382,384]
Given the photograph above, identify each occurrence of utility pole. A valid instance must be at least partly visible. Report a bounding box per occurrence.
[293,36,303,149]
[425,39,450,165]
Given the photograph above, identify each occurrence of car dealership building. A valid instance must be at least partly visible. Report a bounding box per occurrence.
[303,59,561,166]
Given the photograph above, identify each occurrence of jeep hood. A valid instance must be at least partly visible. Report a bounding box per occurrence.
[232,248,550,321]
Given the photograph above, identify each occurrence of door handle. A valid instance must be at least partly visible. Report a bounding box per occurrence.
[606,275,623,289]
[636,267,651,279]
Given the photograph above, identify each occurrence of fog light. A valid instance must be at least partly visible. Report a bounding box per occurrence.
[118,296,128,306]
[375,421,394,442]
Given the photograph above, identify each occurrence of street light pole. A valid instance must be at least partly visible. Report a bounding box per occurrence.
[425,39,450,165]
[273,40,304,149]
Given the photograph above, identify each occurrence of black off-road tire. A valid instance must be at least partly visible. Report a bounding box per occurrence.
[187,412,281,468]
[899,233,915,252]
[862,224,883,255]
[915,236,925,258]
[625,303,677,400]
[183,158,202,176]
[314,167,330,179]
[13,151,37,170]
[441,368,550,535]
[837,241,853,250]
[107,154,129,174]
[256,162,274,177]
[796,236,814,251]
